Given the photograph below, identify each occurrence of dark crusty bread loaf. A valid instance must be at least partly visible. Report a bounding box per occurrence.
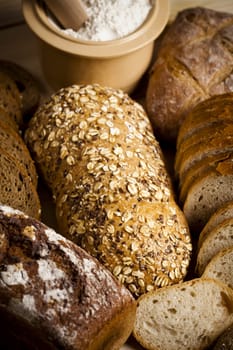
[0,204,136,350]
[146,7,233,142]
[133,278,233,350]
[0,60,40,122]
[212,324,233,350]
[0,147,40,219]
[25,84,192,298]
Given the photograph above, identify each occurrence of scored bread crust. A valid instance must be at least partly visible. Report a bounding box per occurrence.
[133,278,233,350]
[25,84,192,297]
[0,204,136,350]
[146,7,233,142]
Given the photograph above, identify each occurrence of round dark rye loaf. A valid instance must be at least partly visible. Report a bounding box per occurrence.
[25,84,192,298]
[0,204,136,350]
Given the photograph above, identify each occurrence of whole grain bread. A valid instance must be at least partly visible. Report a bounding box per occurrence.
[0,147,40,219]
[202,246,233,289]
[25,84,192,298]
[198,200,233,250]
[196,218,233,275]
[0,71,23,128]
[133,278,233,350]
[146,7,233,142]
[0,119,37,186]
[0,60,40,122]
[212,324,233,350]
[0,204,136,350]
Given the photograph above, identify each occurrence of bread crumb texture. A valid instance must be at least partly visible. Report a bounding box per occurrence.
[25,84,192,297]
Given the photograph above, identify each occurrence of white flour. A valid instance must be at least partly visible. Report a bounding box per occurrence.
[59,0,154,41]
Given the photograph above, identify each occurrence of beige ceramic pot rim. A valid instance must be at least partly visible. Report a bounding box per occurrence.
[23,0,169,58]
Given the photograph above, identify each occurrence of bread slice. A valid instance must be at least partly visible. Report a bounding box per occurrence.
[202,246,233,288]
[0,147,40,219]
[0,106,19,131]
[177,93,233,148]
[183,164,233,233]
[179,152,233,204]
[0,71,23,128]
[175,123,233,174]
[198,200,233,251]
[0,119,38,186]
[133,278,233,350]
[0,60,40,121]
[196,218,233,275]
[0,204,136,350]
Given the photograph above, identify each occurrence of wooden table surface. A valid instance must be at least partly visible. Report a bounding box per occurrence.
[0,1,233,349]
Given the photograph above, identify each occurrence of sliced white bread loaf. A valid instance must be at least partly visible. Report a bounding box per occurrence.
[196,218,233,275]
[133,278,233,350]
[183,161,233,233]
[202,246,233,289]
[198,200,233,251]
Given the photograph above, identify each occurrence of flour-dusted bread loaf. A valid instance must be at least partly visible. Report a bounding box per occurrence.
[196,218,233,275]
[25,84,192,298]
[133,278,233,350]
[0,204,136,350]
[0,60,40,122]
[146,7,233,142]
[183,160,233,233]
[0,147,40,219]
[202,246,233,289]
[198,201,233,250]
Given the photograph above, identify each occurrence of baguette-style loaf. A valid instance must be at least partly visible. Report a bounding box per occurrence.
[25,84,192,297]
[0,204,136,350]
[146,7,233,142]
[133,278,233,350]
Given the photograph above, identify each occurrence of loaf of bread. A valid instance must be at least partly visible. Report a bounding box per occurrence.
[146,7,233,142]
[0,204,136,350]
[133,278,233,350]
[25,84,192,298]
[175,93,233,233]
[212,324,233,350]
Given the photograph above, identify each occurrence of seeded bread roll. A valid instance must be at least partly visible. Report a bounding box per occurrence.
[146,7,233,142]
[133,278,233,350]
[25,84,192,298]
[0,204,136,350]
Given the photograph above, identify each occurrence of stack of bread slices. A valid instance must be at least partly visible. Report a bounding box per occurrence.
[175,93,233,234]
[0,61,40,218]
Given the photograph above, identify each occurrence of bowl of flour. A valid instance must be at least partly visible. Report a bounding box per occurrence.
[22,0,169,93]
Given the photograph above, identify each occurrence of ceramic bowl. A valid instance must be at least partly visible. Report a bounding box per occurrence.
[22,0,169,93]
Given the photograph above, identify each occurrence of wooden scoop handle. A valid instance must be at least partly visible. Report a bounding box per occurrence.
[43,0,88,30]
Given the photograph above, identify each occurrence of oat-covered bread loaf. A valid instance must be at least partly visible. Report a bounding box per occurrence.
[133,278,233,350]
[0,204,136,350]
[146,7,233,142]
[25,84,192,297]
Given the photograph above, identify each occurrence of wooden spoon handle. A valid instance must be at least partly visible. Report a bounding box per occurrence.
[43,0,88,30]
